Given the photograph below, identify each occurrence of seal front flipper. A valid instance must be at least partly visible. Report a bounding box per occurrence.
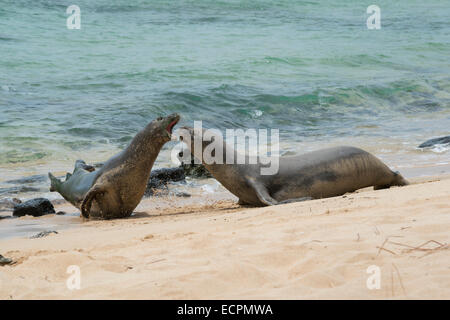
[48,172,62,192]
[245,175,278,206]
[278,197,313,204]
[81,184,106,218]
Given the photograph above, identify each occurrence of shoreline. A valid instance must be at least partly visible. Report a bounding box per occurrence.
[1,135,449,201]
[1,165,449,239]
[1,157,450,201]
[0,174,449,299]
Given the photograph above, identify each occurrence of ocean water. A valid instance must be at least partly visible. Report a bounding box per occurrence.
[1,0,450,200]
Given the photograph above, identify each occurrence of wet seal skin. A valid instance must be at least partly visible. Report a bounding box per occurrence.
[48,114,180,219]
[180,126,409,206]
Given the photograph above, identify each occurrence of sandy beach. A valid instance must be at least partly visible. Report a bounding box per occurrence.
[0,175,448,300]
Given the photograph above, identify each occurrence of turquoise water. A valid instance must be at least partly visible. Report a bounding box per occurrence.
[1,0,450,193]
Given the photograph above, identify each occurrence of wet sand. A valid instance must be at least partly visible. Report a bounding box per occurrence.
[0,175,449,299]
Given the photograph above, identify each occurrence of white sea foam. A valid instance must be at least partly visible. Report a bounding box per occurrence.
[429,144,450,153]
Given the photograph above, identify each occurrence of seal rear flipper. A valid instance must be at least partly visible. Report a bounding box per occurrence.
[48,172,62,192]
[238,199,249,205]
[393,171,409,186]
[245,175,278,206]
[81,185,106,218]
[375,171,409,190]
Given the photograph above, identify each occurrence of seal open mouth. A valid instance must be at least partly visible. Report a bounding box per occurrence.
[166,117,180,135]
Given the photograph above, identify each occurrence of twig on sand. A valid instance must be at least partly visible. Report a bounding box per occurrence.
[391,268,394,297]
[405,240,445,252]
[388,241,416,249]
[374,226,380,235]
[414,241,449,258]
[377,238,390,256]
[392,263,407,296]
[148,258,166,265]
[377,236,403,256]
[384,239,448,258]
[377,246,397,255]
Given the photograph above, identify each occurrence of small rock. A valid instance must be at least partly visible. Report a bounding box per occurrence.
[56,211,66,215]
[13,198,56,217]
[0,254,13,266]
[175,192,191,198]
[30,230,58,239]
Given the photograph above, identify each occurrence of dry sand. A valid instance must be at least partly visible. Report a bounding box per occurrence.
[0,176,449,299]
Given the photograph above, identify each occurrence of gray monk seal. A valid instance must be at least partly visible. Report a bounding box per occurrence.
[48,113,180,219]
[179,126,409,206]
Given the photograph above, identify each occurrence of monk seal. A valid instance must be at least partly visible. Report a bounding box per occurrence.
[48,113,180,219]
[178,126,409,206]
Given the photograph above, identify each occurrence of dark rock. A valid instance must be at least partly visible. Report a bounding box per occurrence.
[13,198,56,217]
[418,135,450,148]
[30,230,58,239]
[181,162,212,178]
[150,167,185,182]
[178,151,212,179]
[145,167,186,196]
[175,192,191,198]
[0,254,13,266]
[56,211,66,215]
[148,187,170,197]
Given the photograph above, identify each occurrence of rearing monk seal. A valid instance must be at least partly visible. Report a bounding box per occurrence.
[179,126,409,206]
[49,113,180,219]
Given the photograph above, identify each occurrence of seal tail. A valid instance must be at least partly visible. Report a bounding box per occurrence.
[48,172,62,192]
[392,171,409,187]
[374,171,409,190]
